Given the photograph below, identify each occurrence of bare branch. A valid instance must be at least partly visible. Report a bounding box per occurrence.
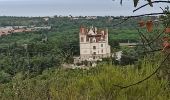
[112,53,170,89]
[112,13,167,27]
[133,1,170,12]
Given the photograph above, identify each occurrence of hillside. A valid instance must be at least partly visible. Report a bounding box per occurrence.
[0,54,169,99]
[0,16,169,99]
[0,16,146,80]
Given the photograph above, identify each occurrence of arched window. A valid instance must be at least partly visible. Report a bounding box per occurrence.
[92,38,96,42]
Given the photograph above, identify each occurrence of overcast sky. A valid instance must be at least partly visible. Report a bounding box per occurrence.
[0,0,168,16]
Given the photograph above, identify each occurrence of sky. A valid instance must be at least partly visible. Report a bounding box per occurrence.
[0,0,168,17]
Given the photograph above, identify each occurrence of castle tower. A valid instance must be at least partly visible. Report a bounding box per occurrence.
[79,26,86,43]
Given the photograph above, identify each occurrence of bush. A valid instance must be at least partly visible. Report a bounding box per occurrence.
[0,71,11,84]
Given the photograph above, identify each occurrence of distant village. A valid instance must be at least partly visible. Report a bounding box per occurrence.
[0,26,51,36]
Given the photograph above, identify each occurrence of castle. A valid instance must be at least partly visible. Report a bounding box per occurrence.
[74,26,111,64]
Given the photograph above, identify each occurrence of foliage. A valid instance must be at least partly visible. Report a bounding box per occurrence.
[0,56,169,99]
[0,16,144,82]
[0,15,169,99]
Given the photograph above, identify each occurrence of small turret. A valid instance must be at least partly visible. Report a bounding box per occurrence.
[94,27,97,34]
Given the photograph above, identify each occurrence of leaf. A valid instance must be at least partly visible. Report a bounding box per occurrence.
[133,0,139,7]
[120,0,123,5]
[147,0,153,7]
[133,0,153,7]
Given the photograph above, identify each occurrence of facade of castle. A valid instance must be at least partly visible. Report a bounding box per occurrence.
[74,26,111,64]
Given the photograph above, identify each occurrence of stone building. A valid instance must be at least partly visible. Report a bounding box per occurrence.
[74,26,111,64]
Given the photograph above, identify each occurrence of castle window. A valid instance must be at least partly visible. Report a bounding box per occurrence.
[93,38,96,42]
[81,37,84,42]
[93,52,96,55]
[101,44,103,47]
[93,46,96,50]
[101,49,103,53]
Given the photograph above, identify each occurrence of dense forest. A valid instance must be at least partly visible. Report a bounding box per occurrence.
[0,14,169,99]
[0,16,145,79]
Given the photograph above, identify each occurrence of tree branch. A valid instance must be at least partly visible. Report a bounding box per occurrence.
[112,13,167,27]
[133,1,170,12]
[112,53,170,89]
